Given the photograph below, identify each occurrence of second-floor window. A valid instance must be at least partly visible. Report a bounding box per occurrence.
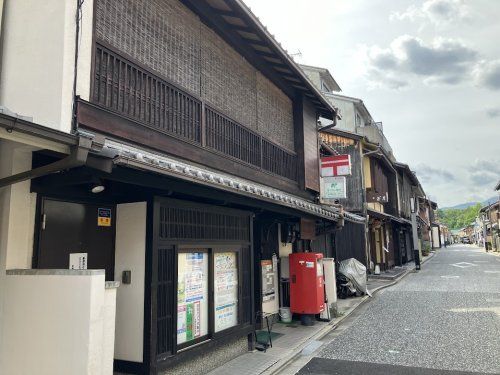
[355,113,362,127]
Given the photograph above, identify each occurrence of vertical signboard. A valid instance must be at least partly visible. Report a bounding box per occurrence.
[261,260,275,302]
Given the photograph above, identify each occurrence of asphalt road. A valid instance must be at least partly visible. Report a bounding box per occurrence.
[296,245,500,375]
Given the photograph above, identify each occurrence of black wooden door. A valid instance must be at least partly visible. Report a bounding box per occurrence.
[37,198,115,280]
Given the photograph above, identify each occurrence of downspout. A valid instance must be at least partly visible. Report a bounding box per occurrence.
[0,133,93,188]
[359,142,371,269]
[71,0,85,133]
[318,108,339,132]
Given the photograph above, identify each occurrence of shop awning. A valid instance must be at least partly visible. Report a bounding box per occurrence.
[101,139,366,224]
[367,209,408,224]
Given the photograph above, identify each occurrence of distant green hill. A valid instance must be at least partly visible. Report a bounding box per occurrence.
[438,203,482,230]
[442,196,497,210]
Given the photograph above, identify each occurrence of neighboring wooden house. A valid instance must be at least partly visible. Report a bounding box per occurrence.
[479,200,500,251]
[319,126,404,271]
[417,198,440,252]
[363,143,400,271]
[320,129,368,266]
[394,163,421,265]
[303,62,430,272]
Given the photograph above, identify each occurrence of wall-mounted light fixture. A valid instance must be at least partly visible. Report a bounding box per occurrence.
[90,181,105,194]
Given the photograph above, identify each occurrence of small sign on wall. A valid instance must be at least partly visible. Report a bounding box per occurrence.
[321,155,351,176]
[69,253,88,270]
[367,191,389,203]
[97,208,112,227]
[320,176,347,200]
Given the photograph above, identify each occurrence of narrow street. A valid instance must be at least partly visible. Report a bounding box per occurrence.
[290,245,500,375]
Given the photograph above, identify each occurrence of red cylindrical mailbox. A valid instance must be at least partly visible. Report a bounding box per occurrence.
[289,252,324,314]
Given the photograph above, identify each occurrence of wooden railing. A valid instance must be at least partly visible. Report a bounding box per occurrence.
[262,139,297,181]
[92,43,297,182]
[205,107,261,168]
[93,44,201,144]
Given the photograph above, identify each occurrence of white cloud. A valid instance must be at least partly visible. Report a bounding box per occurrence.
[474,60,500,90]
[486,108,500,118]
[469,159,500,187]
[423,0,468,24]
[391,0,469,26]
[363,36,478,89]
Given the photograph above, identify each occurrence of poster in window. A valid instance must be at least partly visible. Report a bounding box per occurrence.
[177,252,208,344]
[214,252,238,332]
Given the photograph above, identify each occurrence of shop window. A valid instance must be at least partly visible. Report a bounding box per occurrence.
[154,198,252,361]
[176,248,240,349]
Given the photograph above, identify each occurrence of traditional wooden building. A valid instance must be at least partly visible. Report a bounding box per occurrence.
[479,200,500,251]
[302,64,414,272]
[0,1,351,374]
[319,129,369,266]
[394,163,420,265]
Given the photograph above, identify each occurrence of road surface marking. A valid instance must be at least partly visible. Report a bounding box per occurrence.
[451,262,477,268]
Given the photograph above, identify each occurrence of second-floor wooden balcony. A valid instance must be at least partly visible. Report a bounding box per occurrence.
[80,43,298,186]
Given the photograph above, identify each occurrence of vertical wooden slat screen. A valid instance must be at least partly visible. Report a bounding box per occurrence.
[156,245,175,358]
[93,44,298,182]
[93,44,201,144]
[205,106,298,181]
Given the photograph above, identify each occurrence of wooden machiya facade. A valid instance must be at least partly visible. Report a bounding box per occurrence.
[38,0,340,374]
[394,163,421,264]
[365,151,401,271]
[319,128,420,272]
[320,127,406,271]
[319,130,369,266]
[77,0,332,197]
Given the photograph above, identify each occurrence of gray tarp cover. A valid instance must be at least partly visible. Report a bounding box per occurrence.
[338,258,372,297]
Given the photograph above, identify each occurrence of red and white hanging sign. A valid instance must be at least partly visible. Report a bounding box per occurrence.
[321,155,351,177]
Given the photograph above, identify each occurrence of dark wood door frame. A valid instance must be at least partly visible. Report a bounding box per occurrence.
[33,195,116,279]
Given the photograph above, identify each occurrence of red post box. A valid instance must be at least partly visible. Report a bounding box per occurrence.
[289,253,324,314]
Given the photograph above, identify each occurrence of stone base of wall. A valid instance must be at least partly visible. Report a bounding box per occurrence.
[162,336,248,375]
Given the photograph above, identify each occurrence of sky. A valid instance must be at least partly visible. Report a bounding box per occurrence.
[244,0,500,207]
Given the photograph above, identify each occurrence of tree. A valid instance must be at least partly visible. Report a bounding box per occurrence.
[437,203,482,229]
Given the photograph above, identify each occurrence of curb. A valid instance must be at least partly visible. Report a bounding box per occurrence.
[264,253,437,375]
[262,295,370,375]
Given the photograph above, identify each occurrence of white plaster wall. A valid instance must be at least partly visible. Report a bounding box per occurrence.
[0,142,37,269]
[0,0,93,132]
[114,202,147,362]
[278,224,292,258]
[103,287,118,375]
[432,226,440,248]
[327,97,356,132]
[0,140,11,371]
[1,272,109,375]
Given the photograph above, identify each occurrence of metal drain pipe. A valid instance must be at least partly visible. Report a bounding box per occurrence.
[0,134,93,188]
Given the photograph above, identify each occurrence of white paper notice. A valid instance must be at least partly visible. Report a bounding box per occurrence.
[69,253,88,270]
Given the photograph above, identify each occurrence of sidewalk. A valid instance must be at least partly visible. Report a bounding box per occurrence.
[208,254,436,375]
